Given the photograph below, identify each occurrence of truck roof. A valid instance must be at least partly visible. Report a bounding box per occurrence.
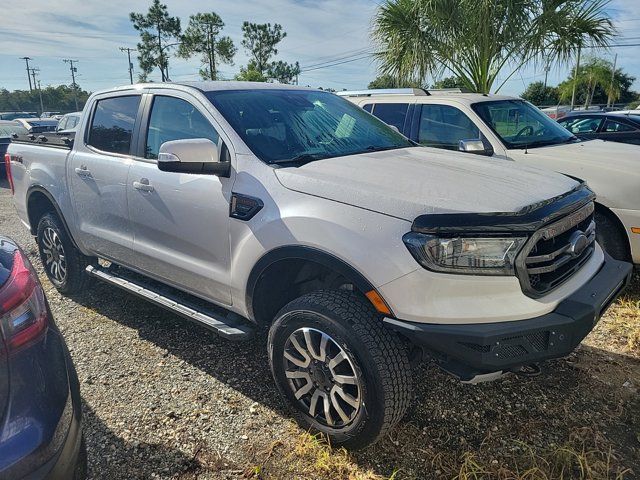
[98,81,317,96]
[338,88,521,106]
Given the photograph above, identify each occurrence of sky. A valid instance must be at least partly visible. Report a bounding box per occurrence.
[1,0,639,97]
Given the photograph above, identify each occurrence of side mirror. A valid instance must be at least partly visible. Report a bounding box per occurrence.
[458,138,493,157]
[158,138,230,176]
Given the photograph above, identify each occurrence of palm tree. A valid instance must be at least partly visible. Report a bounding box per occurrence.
[372,0,616,94]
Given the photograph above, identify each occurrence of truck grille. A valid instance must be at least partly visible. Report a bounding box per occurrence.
[517,202,595,297]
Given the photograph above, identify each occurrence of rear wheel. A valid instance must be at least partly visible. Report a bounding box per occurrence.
[36,212,94,294]
[595,211,630,262]
[268,290,412,449]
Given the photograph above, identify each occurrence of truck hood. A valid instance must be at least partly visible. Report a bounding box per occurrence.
[509,139,639,172]
[274,147,578,221]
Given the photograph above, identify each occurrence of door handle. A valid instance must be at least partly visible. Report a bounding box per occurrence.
[133,179,154,193]
[74,166,91,176]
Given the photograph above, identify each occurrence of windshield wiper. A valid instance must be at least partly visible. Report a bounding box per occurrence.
[271,153,325,166]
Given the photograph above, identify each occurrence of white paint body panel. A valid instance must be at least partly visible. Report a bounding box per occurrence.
[9,83,604,327]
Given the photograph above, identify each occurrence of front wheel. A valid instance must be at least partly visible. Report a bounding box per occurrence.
[268,290,412,449]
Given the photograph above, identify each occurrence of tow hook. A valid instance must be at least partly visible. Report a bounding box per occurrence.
[511,363,542,377]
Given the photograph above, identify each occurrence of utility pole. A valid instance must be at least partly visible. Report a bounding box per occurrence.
[607,53,618,108]
[63,59,79,111]
[119,47,137,84]
[20,57,33,91]
[570,46,581,112]
[37,80,44,116]
[29,67,39,92]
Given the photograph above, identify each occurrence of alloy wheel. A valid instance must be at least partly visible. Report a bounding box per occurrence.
[41,226,67,284]
[283,327,362,428]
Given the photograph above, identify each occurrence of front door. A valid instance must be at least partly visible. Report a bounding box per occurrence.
[127,92,233,305]
[69,93,142,263]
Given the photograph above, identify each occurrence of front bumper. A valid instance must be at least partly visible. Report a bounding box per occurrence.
[384,252,632,380]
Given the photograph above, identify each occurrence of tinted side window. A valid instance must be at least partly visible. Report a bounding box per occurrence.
[68,116,79,129]
[145,96,219,159]
[88,96,140,154]
[371,103,408,131]
[559,116,602,133]
[603,119,636,132]
[363,104,373,113]
[418,105,479,149]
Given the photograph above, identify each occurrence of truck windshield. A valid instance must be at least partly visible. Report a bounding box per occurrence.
[472,100,578,149]
[205,89,412,164]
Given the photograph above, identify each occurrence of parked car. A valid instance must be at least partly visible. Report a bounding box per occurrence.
[0,236,86,478]
[557,112,640,145]
[342,89,640,264]
[0,112,37,121]
[13,118,58,134]
[41,111,62,119]
[0,121,29,177]
[56,112,82,135]
[6,82,632,448]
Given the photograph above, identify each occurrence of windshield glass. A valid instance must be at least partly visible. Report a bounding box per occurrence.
[206,89,412,164]
[472,100,576,149]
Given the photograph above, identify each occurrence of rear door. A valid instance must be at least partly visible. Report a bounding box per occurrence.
[68,92,143,263]
[126,90,233,305]
[599,117,640,145]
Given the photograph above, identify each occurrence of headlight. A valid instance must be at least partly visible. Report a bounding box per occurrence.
[402,232,527,275]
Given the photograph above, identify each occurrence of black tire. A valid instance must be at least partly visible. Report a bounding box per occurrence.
[595,211,630,262]
[73,435,88,480]
[36,212,94,294]
[268,290,412,449]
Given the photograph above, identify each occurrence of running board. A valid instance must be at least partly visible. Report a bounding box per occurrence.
[85,265,253,340]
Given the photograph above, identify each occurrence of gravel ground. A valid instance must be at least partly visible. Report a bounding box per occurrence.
[0,179,637,479]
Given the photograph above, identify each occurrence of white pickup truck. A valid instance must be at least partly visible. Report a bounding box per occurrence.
[5,82,632,448]
[342,89,640,265]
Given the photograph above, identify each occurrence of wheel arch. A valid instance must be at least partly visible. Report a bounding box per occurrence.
[594,201,631,259]
[246,245,388,324]
[26,185,79,248]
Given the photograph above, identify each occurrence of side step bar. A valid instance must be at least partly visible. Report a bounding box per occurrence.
[85,265,253,341]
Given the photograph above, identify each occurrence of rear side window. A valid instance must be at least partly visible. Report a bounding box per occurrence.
[371,103,408,131]
[363,104,373,113]
[67,115,79,129]
[88,95,140,154]
[418,104,479,149]
[558,116,602,134]
[145,96,219,159]
[603,119,636,132]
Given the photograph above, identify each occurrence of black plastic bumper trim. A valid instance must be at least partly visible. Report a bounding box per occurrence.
[384,252,632,374]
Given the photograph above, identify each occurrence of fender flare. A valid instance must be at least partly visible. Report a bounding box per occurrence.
[26,185,80,249]
[245,245,377,322]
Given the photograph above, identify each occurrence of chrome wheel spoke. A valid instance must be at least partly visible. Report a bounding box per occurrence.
[283,327,362,428]
[322,394,334,426]
[332,374,358,385]
[334,386,359,409]
[330,388,351,424]
[309,389,322,417]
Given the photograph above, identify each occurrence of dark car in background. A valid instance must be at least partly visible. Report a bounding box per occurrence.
[0,121,29,178]
[0,236,86,479]
[557,112,640,145]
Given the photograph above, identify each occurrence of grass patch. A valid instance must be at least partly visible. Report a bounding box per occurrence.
[244,427,632,480]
